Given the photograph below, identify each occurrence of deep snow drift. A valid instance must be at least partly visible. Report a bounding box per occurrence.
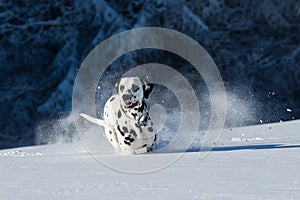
[1,119,300,200]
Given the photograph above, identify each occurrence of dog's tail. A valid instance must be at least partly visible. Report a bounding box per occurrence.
[80,113,105,127]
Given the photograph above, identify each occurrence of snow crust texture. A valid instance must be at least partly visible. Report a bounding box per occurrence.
[1,120,300,199]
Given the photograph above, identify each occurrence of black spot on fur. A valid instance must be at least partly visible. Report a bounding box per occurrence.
[154,134,157,142]
[125,136,131,140]
[120,85,125,92]
[132,113,137,118]
[148,127,153,132]
[147,147,153,152]
[109,131,112,134]
[122,127,128,133]
[130,129,137,137]
[142,144,147,148]
[118,110,121,118]
[117,125,125,136]
[130,138,134,143]
[109,97,115,102]
[124,141,131,146]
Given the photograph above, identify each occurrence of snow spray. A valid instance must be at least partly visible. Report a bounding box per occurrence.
[72,27,226,173]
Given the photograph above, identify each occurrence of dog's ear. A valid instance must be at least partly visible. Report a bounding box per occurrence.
[141,79,154,99]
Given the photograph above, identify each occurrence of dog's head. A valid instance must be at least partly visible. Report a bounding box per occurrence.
[115,77,154,110]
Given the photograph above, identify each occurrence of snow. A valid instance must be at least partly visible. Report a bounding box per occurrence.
[1,120,300,200]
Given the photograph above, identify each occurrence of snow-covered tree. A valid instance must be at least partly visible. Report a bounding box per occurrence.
[0,0,299,149]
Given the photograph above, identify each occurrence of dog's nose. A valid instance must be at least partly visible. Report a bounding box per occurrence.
[122,94,131,102]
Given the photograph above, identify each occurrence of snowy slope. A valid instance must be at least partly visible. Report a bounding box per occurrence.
[1,120,300,200]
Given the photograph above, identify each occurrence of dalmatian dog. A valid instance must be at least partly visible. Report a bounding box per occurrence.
[80,77,156,154]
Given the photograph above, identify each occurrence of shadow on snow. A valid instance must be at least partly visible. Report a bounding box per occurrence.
[181,143,300,153]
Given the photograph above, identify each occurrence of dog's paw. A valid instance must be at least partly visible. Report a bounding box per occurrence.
[134,147,147,154]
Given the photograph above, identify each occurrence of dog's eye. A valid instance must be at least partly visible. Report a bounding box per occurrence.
[131,84,140,92]
[132,87,139,92]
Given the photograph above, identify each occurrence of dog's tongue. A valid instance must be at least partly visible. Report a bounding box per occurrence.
[125,101,138,107]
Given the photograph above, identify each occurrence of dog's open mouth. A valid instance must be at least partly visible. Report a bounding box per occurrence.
[124,101,139,108]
